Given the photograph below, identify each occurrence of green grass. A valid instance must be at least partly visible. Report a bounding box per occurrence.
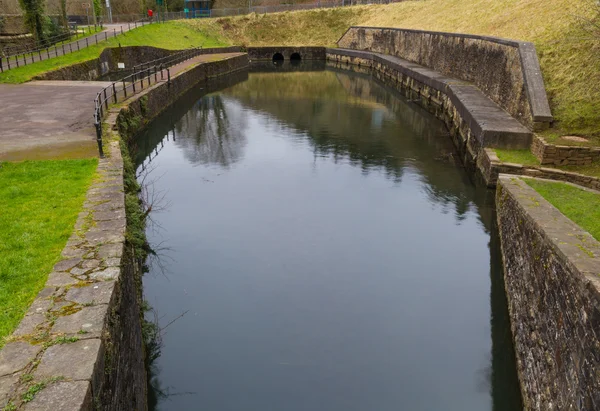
[0,159,97,344]
[189,0,600,140]
[524,179,600,241]
[495,148,541,166]
[0,21,228,84]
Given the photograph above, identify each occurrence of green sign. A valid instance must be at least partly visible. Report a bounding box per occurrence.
[184,7,189,12]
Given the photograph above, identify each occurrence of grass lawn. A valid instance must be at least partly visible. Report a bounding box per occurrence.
[495,148,540,166]
[0,159,97,345]
[524,179,600,241]
[189,0,600,140]
[0,21,228,84]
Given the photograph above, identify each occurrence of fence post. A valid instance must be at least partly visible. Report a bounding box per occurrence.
[96,34,98,45]
[95,121,105,158]
[132,74,136,93]
[103,89,108,110]
[112,83,117,103]
[123,79,127,98]
[105,32,108,41]
[62,44,65,54]
[0,57,3,73]
[38,49,42,60]
[167,68,171,87]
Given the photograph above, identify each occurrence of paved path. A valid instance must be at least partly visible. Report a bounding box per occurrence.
[1,22,148,72]
[0,53,244,161]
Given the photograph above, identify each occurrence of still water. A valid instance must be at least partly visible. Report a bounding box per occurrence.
[136,62,522,411]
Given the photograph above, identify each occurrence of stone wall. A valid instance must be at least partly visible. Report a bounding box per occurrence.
[34,46,244,81]
[479,148,600,191]
[496,175,600,410]
[532,134,600,166]
[0,141,147,410]
[326,48,532,175]
[116,53,249,140]
[336,27,553,131]
[247,46,326,61]
[0,15,27,35]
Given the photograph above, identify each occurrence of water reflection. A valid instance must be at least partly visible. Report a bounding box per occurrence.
[136,62,522,411]
[174,95,248,168]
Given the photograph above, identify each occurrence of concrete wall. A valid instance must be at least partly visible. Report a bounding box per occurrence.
[337,27,553,131]
[496,176,600,410]
[247,46,326,61]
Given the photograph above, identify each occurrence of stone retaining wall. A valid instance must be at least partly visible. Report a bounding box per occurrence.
[325,48,531,174]
[0,52,249,411]
[115,53,249,141]
[0,141,146,410]
[247,46,326,61]
[34,46,244,81]
[337,26,553,131]
[479,148,600,191]
[496,176,600,410]
[532,134,600,166]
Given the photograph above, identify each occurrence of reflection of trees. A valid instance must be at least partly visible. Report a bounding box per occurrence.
[223,68,494,228]
[174,95,248,168]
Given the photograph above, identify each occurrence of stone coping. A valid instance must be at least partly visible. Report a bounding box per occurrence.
[326,48,532,149]
[499,175,600,291]
[336,26,553,128]
[0,141,126,410]
[481,148,600,191]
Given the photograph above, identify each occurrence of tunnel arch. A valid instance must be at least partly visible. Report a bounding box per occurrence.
[290,52,302,61]
[272,53,284,62]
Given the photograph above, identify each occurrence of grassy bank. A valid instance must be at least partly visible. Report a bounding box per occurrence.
[187,0,600,140]
[0,159,97,345]
[525,179,600,241]
[0,21,227,84]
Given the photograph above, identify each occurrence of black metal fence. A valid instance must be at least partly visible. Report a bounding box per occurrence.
[0,20,153,73]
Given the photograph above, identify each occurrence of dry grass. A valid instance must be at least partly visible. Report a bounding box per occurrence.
[185,0,600,139]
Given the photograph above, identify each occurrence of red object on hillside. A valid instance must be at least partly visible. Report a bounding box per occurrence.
[147,9,153,17]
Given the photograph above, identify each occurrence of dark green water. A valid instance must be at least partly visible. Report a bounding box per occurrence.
[137,62,522,411]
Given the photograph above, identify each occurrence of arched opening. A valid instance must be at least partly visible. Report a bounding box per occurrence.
[290,52,302,61]
[272,53,284,63]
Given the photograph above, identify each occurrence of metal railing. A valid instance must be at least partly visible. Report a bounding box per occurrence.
[93,64,171,157]
[93,46,207,156]
[132,46,205,72]
[0,20,153,73]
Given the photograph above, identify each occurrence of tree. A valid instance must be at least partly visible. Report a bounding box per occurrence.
[59,0,68,29]
[18,0,46,42]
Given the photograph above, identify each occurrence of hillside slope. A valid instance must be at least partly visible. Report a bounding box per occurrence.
[186,0,600,139]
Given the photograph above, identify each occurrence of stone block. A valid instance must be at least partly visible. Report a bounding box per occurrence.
[0,342,41,377]
[89,267,120,281]
[46,272,78,287]
[51,305,109,336]
[34,339,102,381]
[22,381,92,411]
[65,282,115,306]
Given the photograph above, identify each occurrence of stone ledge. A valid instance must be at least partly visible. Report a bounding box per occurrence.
[479,147,600,191]
[336,26,553,130]
[532,134,600,166]
[327,48,532,150]
[0,141,126,410]
[496,175,600,409]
